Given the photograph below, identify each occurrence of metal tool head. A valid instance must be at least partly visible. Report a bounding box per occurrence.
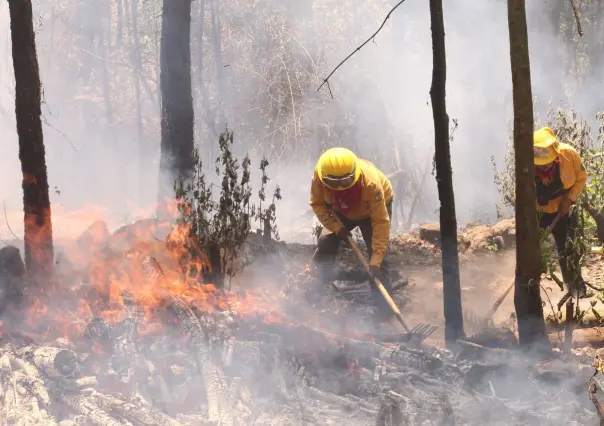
[401,323,438,345]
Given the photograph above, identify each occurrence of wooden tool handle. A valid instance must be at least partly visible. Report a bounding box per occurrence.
[345,236,411,333]
[486,279,514,319]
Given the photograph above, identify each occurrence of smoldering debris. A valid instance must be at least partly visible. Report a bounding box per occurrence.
[0,223,600,425]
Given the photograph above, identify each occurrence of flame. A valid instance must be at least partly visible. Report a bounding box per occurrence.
[6,197,380,348]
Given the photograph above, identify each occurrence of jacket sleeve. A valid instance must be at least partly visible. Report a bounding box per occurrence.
[567,150,587,202]
[368,186,391,267]
[309,174,341,233]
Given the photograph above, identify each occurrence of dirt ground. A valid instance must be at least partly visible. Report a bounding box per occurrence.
[400,249,518,343]
[233,234,604,347]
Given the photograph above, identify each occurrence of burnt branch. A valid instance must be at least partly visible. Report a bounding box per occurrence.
[569,0,584,37]
[317,0,408,95]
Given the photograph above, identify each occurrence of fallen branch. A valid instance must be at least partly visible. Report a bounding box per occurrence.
[317,0,408,96]
[456,339,507,355]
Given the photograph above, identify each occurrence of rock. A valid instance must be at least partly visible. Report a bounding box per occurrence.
[418,223,441,245]
[461,218,516,253]
[463,225,498,253]
[492,218,515,248]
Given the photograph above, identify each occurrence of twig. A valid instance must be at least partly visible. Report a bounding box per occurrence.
[277,55,298,146]
[564,298,574,353]
[455,339,507,354]
[3,201,20,241]
[317,0,408,93]
[557,291,572,311]
[541,284,564,343]
[569,0,584,37]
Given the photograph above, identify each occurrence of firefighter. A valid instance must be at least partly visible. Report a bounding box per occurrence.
[533,127,592,298]
[309,147,394,317]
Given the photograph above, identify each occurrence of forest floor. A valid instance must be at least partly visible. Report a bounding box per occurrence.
[1,217,603,424]
[233,217,604,348]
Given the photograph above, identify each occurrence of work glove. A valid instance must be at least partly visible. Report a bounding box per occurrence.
[335,227,352,241]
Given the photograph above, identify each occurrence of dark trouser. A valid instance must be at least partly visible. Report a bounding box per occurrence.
[539,208,584,288]
[314,202,393,313]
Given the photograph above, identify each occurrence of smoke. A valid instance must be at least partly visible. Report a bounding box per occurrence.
[0,0,600,243]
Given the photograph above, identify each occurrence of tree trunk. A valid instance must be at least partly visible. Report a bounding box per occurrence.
[429,0,464,344]
[8,0,54,281]
[158,0,195,204]
[507,0,550,349]
[96,17,114,126]
[210,0,226,130]
[130,0,145,204]
[116,0,124,47]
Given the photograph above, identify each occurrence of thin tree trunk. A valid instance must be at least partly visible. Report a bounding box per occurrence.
[130,0,144,203]
[8,0,54,282]
[429,0,464,345]
[210,0,226,129]
[507,0,550,349]
[116,0,124,47]
[96,21,114,126]
[158,0,195,205]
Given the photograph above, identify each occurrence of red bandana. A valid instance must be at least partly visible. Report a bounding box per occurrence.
[535,158,559,184]
[328,180,363,215]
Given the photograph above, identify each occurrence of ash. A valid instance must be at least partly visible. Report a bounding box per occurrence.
[0,229,600,425]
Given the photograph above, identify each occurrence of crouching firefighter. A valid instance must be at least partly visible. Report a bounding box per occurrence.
[533,127,592,298]
[309,147,394,320]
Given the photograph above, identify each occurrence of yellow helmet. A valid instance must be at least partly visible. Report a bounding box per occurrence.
[533,127,559,166]
[316,147,362,190]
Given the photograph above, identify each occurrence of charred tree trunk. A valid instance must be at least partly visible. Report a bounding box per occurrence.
[429,0,464,344]
[507,0,550,349]
[158,0,195,204]
[8,0,54,280]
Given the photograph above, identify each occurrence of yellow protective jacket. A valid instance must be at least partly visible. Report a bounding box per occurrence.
[309,159,393,267]
[537,142,587,214]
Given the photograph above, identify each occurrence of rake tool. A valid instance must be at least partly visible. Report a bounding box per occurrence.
[466,209,565,329]
[344,235,437,344]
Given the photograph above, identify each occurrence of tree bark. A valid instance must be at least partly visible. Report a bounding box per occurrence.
[507,0,550,349]
[210,0,226,130]
[8,0,54,280]
[130,0,145,204]
[429,0,464,344]
[95,1,114,125]
[116,0,124,47]
[158,0,195,203]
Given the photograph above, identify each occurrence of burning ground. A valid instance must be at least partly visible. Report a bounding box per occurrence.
[0,218,602,425]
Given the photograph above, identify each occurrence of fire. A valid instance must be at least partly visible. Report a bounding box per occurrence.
[12,204,274,343]
[3,197,379,349]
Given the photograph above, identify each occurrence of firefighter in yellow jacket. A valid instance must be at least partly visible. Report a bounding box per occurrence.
[534,127,592,298]
[309,147,394,315]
